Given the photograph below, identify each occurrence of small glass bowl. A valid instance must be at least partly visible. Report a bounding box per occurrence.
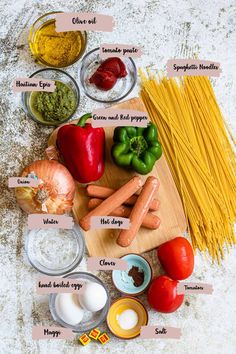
[21,68,80,126]
[29,11,87,68]
[49,272,110,332]
[25,225,85,276]
[79,47,137,103]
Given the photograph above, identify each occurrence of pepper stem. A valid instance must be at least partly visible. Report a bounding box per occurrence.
[130,136,148,156]
[76,113,92,127]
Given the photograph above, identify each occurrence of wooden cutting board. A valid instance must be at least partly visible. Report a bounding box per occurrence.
[48,97,187,257]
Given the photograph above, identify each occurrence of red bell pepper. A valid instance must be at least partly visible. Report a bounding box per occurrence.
[57,113,105,183]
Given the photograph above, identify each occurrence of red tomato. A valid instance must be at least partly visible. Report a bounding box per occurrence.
[157,237,194,280]
[147,275,184,313]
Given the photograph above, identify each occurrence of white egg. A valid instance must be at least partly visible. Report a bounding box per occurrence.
[79,282,107,312]
[55,293,84,325]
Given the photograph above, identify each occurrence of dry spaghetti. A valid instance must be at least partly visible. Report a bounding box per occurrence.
[140,72,236,262]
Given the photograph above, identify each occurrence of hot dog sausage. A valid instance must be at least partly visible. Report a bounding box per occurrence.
[117,176,159,247]
[88,198,161,229]
[86,183,160,211]
[79,176,143,231]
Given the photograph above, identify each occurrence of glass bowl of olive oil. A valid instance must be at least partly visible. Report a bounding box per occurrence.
[22,68,80,126]
[29,11,87,68]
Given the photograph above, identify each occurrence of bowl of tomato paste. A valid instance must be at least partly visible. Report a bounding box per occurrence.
[79,47,137,103]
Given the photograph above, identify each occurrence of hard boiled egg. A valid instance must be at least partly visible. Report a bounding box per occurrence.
[79,282,107,312]
[55,293,84,325]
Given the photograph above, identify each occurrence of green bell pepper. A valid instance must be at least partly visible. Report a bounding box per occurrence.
[111,123,162,174]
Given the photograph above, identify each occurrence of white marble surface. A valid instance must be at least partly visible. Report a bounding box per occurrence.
[0,0,236,353]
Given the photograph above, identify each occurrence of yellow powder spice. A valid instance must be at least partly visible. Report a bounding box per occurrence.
[33,20,84,67]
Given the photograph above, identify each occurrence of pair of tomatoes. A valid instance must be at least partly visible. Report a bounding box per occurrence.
[148,237,194,313]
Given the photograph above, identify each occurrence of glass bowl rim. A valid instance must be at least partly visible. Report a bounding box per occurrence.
[21,68,80,126]
[25,224,85,276]
[30,10,64,28]
[49,271,111,332]
[79,47,137,103]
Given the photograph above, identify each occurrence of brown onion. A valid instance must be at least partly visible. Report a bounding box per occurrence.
[15,160,75,214]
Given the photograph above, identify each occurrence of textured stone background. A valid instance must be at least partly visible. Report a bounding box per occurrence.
[0,0,235,353]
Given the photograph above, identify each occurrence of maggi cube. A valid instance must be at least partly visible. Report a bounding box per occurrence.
[79,333,91,346]
[89,328,101,340]
[98,332,110,345]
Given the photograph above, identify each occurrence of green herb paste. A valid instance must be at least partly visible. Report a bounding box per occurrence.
[30,81,76,122]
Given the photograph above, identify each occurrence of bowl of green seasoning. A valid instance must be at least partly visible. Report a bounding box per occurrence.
[22,68,80,126]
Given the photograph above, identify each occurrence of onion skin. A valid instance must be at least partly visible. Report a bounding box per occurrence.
[15,160,75,214]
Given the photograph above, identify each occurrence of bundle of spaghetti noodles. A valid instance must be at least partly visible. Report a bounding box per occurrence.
[140,72,236,262]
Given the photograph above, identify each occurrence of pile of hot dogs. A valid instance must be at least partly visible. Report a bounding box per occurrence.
[79,176,160,247]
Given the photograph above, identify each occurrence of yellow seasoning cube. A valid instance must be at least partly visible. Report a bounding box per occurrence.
[98,332,110,345]
[89,328,101,340]
[79,333,91,346]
